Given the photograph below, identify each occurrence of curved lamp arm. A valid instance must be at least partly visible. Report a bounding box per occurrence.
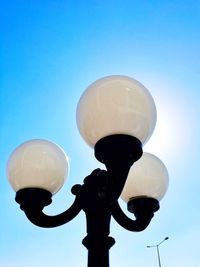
[15,185,82,228]
[111,198,159,232]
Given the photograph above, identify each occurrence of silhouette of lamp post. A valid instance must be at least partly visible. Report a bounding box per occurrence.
[7,75,169,267]
[147,237,169,267]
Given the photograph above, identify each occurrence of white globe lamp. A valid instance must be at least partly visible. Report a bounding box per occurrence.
[7,139,69,194]
[121,152,169,202]
[76,75,157,147]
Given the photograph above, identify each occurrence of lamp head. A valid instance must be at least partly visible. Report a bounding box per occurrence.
[76,75,157,147]
[7,139,69,194]
[121,152,169,202]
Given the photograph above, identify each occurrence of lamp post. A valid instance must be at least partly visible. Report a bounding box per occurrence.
[7,75,169,267]
[147,237,169,267]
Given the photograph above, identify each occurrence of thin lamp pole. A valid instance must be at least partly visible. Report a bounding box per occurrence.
[147,237,169,267]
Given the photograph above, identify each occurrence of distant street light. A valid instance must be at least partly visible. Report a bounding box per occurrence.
[7,76,169,267]
[147,237,169,267]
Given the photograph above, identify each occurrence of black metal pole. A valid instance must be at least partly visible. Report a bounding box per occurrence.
[82,208,115,267]
[83,235,115,267]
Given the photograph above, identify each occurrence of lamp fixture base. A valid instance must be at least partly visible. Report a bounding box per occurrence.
[128,197,160,215]
[15,188,52,211]
[94,134,143,165]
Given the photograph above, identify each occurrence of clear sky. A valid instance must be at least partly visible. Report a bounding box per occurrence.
[1,1,200,267]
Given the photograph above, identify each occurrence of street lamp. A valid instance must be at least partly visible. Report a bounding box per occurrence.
[147,237,169,267]
[7,75,169,267]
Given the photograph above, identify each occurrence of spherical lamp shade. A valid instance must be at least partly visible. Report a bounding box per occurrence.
[121,152,169,202]
[7,139,69,194]
[76,75,157,147]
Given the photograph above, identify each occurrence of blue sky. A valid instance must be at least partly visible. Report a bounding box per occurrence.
[1,1,200,266]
